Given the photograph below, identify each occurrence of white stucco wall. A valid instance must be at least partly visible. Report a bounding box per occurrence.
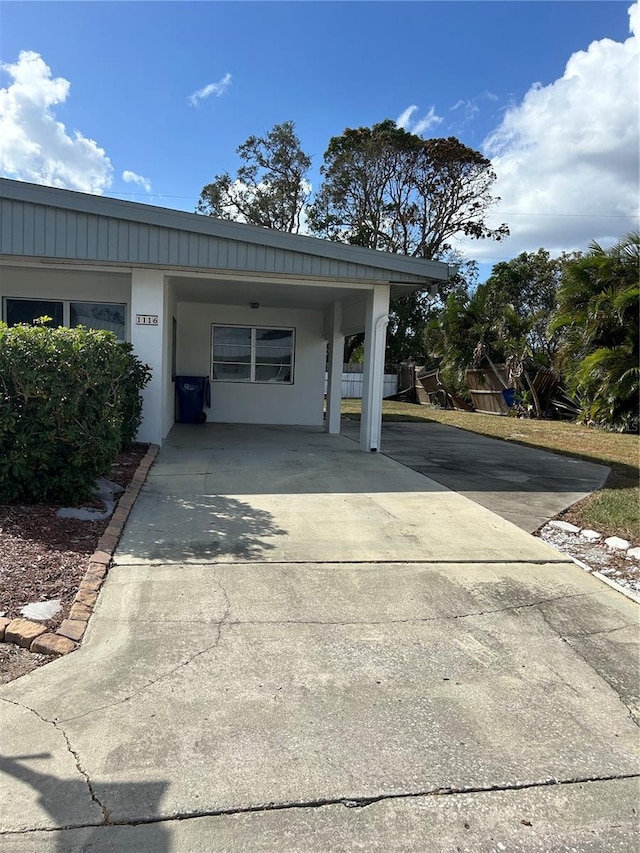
[177,301,326,426]
[0,266,131,332]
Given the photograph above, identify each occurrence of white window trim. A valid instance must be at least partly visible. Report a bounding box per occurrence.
[211,323,295,384]
[2,297,128,342]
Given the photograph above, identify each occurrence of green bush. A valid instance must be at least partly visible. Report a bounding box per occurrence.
[0,321,151,504]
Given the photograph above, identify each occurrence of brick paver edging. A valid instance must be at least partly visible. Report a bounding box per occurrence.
[0,444,160,658]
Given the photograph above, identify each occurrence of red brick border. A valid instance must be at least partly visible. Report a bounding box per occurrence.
[1,444,160,658]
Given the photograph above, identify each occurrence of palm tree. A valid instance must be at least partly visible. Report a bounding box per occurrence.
[549,233,639,431]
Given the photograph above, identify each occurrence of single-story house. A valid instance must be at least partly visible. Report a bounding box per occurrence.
[0,178,451,450]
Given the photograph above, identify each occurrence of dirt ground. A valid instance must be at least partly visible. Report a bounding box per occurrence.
[0,444,148,684]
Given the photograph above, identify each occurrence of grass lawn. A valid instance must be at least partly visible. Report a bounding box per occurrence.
[341,399,640,542]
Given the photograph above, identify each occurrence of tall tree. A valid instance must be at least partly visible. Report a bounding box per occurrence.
[197,121,311,233]
[549,233,639,431]
[308,120,508,257]
[308,120,508,364]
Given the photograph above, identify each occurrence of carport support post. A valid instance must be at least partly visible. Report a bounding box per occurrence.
[360,284,390,452]
[325,301,344,435]
[131,269,167,445]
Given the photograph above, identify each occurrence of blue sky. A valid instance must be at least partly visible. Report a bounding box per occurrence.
[0,1,637,280]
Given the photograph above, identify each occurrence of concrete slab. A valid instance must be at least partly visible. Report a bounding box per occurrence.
[114,425,563,565]
[0,424,637,849]
[341,419,610,532]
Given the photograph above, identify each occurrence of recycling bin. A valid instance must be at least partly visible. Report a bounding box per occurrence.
[175,376,211,424]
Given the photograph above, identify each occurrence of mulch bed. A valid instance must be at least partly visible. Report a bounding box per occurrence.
[0,444,148,683]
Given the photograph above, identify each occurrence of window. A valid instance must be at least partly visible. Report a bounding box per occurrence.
[5,298,64,327]
[70,302,126,340]
[212,325,294,383]
[3,298,126,340]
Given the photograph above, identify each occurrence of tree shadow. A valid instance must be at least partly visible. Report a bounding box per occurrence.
[119,493,287,563]
[0,752,169,850]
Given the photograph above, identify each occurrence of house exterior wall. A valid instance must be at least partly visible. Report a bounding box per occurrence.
[177,301,326,426]
[0,266,131,332]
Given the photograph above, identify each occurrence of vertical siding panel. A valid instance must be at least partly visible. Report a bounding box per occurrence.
[136,224,147,262]
[66,212,77,257]
[34,206,45,255]
[117,221,128,260]
[159,228,171,265]
[178,231,189,265]
[198,235,208,267]
[44,208,56,256]
[87,215,99,259]
[106,220,117,261]
[75,214,87,259]
[149,224,159,263]
[96,215,108,259]
[227,240,237,269]
[0,200,12,252]
[187,233,197,266]
[11,202,23,254]
[23,203,35,254]
[218,238,229,269]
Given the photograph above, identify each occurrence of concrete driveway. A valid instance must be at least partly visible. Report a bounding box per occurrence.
[341,418,610,532]
[0,425,638,851]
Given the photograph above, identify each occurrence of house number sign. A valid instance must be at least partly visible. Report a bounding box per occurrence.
[136,314,159,326]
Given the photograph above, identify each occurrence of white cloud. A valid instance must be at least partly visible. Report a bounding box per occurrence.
[0,51,112,193]
[465,3,639,262]
[189,73,232,107]
[122,170,151,193]
[396,104,442,135]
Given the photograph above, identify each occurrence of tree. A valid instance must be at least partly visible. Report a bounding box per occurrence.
[426,253,564,416]
[308,120,508,364]
[197,121,311,233]
[308,120,508,257]
[549,233,639,431]
[481,249,573,363]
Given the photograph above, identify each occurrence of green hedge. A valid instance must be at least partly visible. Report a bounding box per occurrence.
[0,321,151,504]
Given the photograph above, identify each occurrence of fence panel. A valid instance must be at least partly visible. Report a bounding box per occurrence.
[324,373,398,399]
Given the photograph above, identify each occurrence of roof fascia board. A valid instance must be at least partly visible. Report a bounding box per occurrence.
[0,178,450,282]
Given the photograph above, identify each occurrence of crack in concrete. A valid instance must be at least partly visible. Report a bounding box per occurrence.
[0,697,111,824]
[561,625,632,640]
[1,771,639,836]
[58,576,232,725]
[534,608,640,728]
[215,591,594,628]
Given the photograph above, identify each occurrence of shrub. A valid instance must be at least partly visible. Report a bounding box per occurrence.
[0,321,151,504]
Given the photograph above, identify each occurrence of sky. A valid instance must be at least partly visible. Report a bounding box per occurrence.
[0,0,637,281]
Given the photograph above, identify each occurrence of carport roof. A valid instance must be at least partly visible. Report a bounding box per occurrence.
[0,178,451,289]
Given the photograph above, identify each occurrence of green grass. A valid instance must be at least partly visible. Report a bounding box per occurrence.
[342,399,640,541]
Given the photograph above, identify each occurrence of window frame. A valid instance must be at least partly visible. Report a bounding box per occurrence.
[2,297,128,341]
[211,323,295,385]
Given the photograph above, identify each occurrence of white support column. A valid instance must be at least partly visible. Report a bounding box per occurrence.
[325,301,344,435]
[130,269,167,445]
[360,284,390,452]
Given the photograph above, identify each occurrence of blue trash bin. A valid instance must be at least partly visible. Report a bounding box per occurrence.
[175,376,211,424]
[502,388,517,408]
